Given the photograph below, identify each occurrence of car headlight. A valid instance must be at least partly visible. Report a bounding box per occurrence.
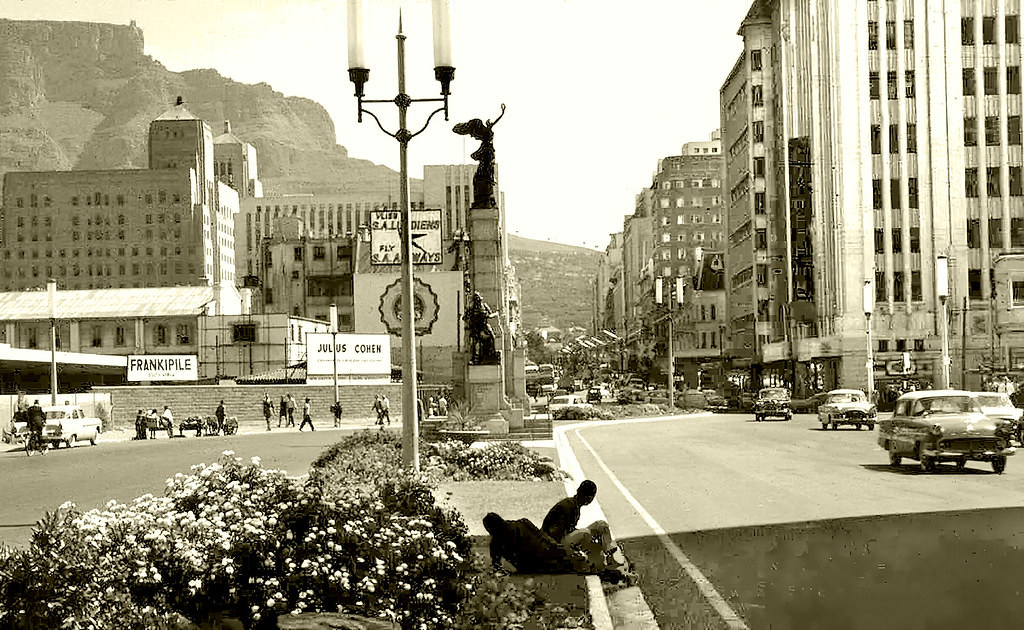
[930,424,943,436]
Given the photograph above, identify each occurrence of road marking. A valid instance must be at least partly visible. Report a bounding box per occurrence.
[571,424,750,630]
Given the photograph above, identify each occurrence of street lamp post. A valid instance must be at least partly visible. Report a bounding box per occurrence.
[347,0,454,471]
[937,255,951,389]
[655,277,682,409]
[330,303,339,413]
[863,279,874,403]
[48,279,58,405]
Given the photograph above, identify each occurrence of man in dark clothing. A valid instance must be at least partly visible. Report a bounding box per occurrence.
[542,480,621,570]
[330,401,343,427]
[215,401,226,434]
[26,400,46,455]
[482,512,591,574]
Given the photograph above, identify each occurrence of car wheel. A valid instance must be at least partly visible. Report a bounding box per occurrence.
[920,454,936,473]
[830,420,837,430]
[888,442,902,467]
[89,434,97,446]
[955,459,966,471]
[992,456,1007,474]
[867,423,875,431]
[821,423,829,430]
[856,423,862,430]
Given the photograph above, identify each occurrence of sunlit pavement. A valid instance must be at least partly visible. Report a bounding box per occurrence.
[563,411,1024,629]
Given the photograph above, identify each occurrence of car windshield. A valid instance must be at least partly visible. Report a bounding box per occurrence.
[550,396,572,405]
[44,411,68,419]
[911,396,978,416]
[760,389,789,401]
[827,392,866,404]
[976,394,1013,408]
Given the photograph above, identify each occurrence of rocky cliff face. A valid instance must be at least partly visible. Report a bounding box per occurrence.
[0,19,395,192]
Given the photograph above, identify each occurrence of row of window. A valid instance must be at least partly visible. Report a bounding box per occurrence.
[13,191,184,209]
[660,214,723,226]
[4,245,194,261]
[871,178,921,209]
[658,178,720,190]
[870,124,918,153]
[877,339,927,353]
[872,270,924,301]
[966,218,1024,249]
[867,20,916,51]
[868,71,916,100]
[873,227,921,254]
[2,261,199,280]
[961,16,1021,46]
[658,197,722,209]
[965,167,1024,197]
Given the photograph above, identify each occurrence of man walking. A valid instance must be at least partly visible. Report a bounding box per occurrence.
[330,400,343,427]
[542,480,622,571]
[26,399,46,456]
[262,393,273,431]
[286,394,296,427]
[215,400,226,435]
[381,394,391,425]
[278,395,287,428]
[299,397,315,431]
[161,405,175,438]
[372,395,384,426]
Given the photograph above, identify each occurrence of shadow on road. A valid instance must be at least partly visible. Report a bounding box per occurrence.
[619,506,1024,630]
[860,463,996,475]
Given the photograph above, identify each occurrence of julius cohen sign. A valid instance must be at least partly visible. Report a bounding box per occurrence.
[127,355,198,381]
[370,210,442,265]
[306,333,391,376]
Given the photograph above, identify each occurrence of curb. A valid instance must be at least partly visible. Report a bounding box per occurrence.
[98,421,399,444]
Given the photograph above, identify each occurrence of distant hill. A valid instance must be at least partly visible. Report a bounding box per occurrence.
[507,234,600,332]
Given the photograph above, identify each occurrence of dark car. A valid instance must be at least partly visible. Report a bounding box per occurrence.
[878,390,1015,473]
[587,387,603,403]
[754,387,792,422]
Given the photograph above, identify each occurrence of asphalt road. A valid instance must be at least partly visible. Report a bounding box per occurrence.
[0,426,380,549]
[563,412,1024,629]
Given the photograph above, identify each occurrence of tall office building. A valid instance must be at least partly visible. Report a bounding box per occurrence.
[722,0,1024,399]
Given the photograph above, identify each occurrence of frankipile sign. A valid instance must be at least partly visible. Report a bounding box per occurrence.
[306,333,391,376]
[127,355,198,381]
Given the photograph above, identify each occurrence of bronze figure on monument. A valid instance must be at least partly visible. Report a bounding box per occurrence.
[464,291,500,364]
[452,104,505,209]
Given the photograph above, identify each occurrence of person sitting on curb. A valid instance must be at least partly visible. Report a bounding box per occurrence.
[482,512,592,575]
[542,480,624,571]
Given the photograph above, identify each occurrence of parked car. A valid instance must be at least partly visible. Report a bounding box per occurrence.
[40,405,102,448]
[754,387,792,422]
[878,390,1016,473]
[587,387,604,403]
[817,389,877,430]
[548,394,593,419]
[791,392,831,414]
[702,391,729,413]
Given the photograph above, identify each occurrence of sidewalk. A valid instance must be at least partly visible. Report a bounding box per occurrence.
[98,417,395,443]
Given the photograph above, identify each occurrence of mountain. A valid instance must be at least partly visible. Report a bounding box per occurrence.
[0,18,599,332]
[508,235,601,332]
[0,18,397,194]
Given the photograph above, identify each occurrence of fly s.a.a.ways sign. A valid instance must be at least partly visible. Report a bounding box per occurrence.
[370,210,442,265]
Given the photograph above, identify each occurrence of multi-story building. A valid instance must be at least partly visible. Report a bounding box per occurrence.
[213,121,263,200]
[722,0,1024,401]
[621,191,654,371]
[0,99,238,292]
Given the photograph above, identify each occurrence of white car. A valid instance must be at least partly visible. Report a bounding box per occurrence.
[41,405,102,448]
[817,389,877,430]
[973,392,1023,423]
[548,394,593,418]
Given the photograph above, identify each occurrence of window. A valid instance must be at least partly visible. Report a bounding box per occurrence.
[1010,116,1022,146]
[911,271,922,301]
[907,124,917,153]
[887,72,898,99]
[313,246,325,260]
[889,124,899,152]
[892,228,903,253]
[886,21,897,49]
[176,324,191,345]
[904,20,914,48]
[965,117,977,146]
[232,323,257,343]
[983,17,996,44]
[869,21,879,49]
[914,339,925,351]
[990,218,1003,247]
[878,339,889,353]
[1009,15,1021,44]
[909,178,919,208]
[754,192,766,214]
[962,18,975,45]
[890,179,901,209]
[293,246,303,261]
[1009,67,1022,95]
[876,271,886,302]
[984,67,998,95]
[969,269,983,299]
[896,339,907,352]
[1013,218,1024,248]
[874,229,885,254]
[154,325,167,346]
[291,270,300,279]
[751,85,763,106]
[966,168,979,197]
[988,167,1002,197]
[905,71,915,98]
[968,219,981,248]
[985,116,1000,146]
[869,72,879,99]
[964,68,976,96]
[753,158,765,177]
[910,227,921,253]
[755,229,768,250]
[750,49,762,70]
[873,180,882,209]
[893,271,905,302]
[871,125,882,154]
[91,326,102,348]
[752,120,764,143]
[1012,166,1024,196]
[1014,281,1024,306]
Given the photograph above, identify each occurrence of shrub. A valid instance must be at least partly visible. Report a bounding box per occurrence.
[552,406,613,421]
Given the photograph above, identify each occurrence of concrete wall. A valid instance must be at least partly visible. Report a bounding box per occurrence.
[93,383,403,431]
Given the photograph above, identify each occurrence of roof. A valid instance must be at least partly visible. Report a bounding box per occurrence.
[827,389,866,395]
[154,101,199,121]
[0,286,217,321]
[896,389,977,400]
[213,131,246,145]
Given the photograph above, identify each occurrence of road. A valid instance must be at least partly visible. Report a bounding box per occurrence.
[563,412,1024,629]
[0,426,379,549]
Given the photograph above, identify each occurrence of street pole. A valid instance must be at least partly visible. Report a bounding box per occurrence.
[937,255,950,389]
[667,311,674,409]
[48,279,57,405]
[864,280,874,403]
[330,303,339,413]
[348,0,454,471]
[961,296,968,389]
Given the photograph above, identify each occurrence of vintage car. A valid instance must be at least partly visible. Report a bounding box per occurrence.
[702,391,729,413]
[753,387,792,422]
[973,392,1024,444]
[791,392,831,414]
[817,389,877,430]
[587,387,604,403]
[41,405,102,448]
[548,394,593,419]
[878,390,1015,473]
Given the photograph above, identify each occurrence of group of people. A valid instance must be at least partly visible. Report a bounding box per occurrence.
[484,480,632,582]
[133,406,174,440]
[372,394,391,426]
[426,394,449,418]
[268,393,323,431]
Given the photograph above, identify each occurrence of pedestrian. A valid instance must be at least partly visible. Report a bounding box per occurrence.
[438,394,448,417]
[262,393,273,431]
[541,480,623,571]
[299,397,315,431]
[162,405,175,438]
[286,394,296,427]
[372,394,384,426]
[482,512,591,575]
[428,396,438,417]
[26,399,46,456]
[215,400,226,434]
[279,395,287,428]
[381,394,391,425]
[330,400,343,427]
[134,409,147,440]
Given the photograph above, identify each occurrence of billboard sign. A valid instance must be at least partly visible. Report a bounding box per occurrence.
[127,355,198,381]
[370,209,442,265]
[306,333,391,376]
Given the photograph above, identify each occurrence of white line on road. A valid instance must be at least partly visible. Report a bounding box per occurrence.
[570,421,750,630]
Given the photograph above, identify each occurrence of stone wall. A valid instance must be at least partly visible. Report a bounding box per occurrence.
[93,383,404,431]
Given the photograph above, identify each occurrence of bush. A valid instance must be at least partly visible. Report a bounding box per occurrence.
[0,451,475,630]
[424,440,566,481]
[553,406,613,421]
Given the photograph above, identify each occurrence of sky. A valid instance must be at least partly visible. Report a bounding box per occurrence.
[2,0,753,250]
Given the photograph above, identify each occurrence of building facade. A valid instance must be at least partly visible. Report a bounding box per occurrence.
[0,100,238,292]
